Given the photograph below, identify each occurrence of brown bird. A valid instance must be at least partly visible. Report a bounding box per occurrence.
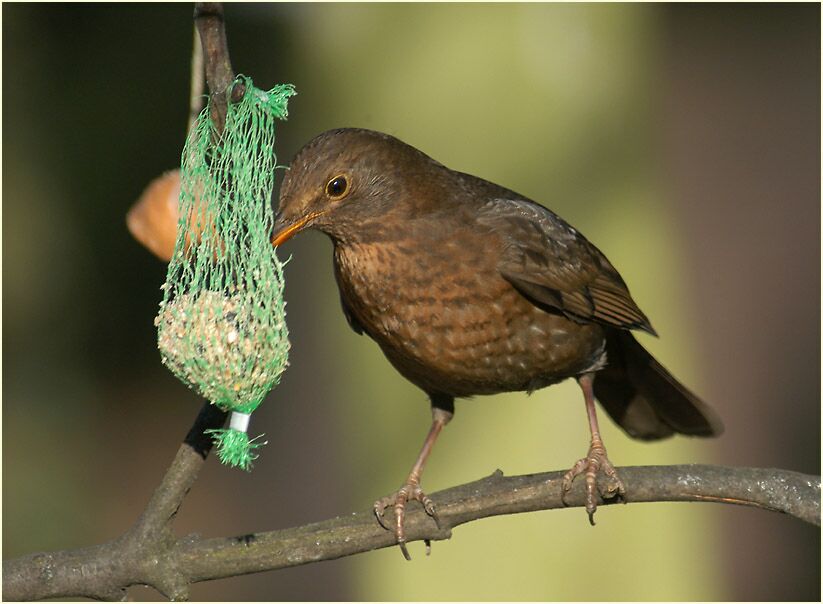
[272,128,722,559]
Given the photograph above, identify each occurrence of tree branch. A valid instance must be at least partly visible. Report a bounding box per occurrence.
[186,23,205,135]
[3,461,819,601]
[192,2,234,132]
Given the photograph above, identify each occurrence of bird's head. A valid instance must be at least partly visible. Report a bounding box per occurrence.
[272,128,446,246]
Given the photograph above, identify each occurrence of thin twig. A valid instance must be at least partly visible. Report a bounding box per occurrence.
[130,403,227,545]
[3,464,818,600]
[186,23,205,135]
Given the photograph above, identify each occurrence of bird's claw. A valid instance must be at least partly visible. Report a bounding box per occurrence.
[373,503,392,531]
[561,440,626,524]
[373,482,439,560]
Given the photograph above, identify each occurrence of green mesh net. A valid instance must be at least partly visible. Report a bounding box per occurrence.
[156,75,295,470]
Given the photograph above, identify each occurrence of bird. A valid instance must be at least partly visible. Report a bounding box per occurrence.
[269,127,724,559]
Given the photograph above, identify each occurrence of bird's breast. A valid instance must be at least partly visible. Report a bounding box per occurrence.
[332,230,605,397]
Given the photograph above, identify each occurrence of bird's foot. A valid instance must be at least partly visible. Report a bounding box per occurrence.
[561,438,626,525]
[374,480,440,561]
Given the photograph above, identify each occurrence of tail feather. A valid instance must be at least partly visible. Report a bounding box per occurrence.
[593,330,723,441]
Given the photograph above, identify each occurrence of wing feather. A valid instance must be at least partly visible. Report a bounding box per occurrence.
[478,197,656,335]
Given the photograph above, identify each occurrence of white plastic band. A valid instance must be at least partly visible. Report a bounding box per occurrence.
[229,412,251,433]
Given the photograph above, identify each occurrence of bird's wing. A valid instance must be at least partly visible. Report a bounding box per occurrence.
[477,197,656,335]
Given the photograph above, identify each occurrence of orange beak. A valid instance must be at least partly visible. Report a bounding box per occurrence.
[271,210,325,247]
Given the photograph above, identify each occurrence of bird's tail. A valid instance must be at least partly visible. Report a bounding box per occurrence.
[593,330,724,440]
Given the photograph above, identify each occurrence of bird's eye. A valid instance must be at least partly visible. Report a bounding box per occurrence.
[326,175,349,199]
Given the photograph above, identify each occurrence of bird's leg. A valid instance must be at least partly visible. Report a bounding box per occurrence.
[374,403,452,561]
[561,372,626,524]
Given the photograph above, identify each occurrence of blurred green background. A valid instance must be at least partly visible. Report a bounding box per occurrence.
[3,3,819,601]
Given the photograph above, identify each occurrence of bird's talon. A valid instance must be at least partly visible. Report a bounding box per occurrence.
[560,483,571,506]
[374,482,438,557]
[374,504,392,531]
[422,497,440,526]
[564,442,625,522]
[424,539,432,556]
